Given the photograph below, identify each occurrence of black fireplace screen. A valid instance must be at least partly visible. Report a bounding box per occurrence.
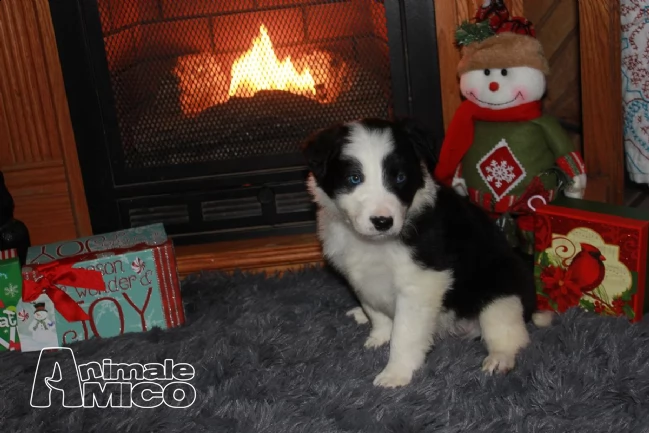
[97,0,392,171]
[49,0,443,244]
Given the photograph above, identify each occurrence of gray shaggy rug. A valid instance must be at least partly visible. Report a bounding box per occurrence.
[1,267,649,433]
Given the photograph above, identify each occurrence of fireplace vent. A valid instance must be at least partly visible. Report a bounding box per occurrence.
[129,204,190,227]
[276,191,314,215]
[201,197,263,222]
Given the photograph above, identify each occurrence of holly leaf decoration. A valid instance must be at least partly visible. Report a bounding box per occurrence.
[534,276,545,295]
[620,288,634,302]
[623,305,635,320]
[455,20,495,46]
[579,299,595,312]
[538,251,550,268]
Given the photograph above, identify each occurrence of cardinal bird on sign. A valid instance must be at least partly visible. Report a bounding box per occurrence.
[565,243,607,294]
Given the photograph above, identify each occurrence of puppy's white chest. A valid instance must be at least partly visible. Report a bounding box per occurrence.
[320,217,405,317]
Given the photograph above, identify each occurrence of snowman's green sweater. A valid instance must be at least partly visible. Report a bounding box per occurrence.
[460,115,580,196]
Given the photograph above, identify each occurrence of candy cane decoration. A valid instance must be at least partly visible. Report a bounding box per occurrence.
[0,326,17,351]
[9,327,15,349]
[131,257,145,274]
[0,248,17,260]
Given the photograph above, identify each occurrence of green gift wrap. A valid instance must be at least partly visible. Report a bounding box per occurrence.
[0,249,21,351]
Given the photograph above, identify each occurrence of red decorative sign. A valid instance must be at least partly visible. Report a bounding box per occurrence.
[534,202,649,322]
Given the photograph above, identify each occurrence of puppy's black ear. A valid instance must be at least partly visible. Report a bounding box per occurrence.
[301,124,348,182]
[395,117,440,172]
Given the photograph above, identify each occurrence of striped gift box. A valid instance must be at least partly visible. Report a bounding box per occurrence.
[0,249,17,260]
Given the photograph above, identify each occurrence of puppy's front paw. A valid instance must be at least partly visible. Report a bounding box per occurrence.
[364,330,390,349]
[482,352,516,375]
[373,366,413,388]
[346,307,369,325]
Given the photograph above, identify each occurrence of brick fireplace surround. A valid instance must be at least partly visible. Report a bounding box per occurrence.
[89,0,401,275]
[102,1,389,70]
[101,0,392,130]
[49,0,445,250]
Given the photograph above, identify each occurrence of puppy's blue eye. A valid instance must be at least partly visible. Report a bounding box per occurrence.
[396,173,407,183]
[348,175,362,185]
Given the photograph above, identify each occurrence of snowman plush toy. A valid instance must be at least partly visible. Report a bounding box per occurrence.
[434,0,587,255]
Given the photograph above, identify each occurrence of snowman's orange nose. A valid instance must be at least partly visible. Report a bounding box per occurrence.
[489,82,500,92]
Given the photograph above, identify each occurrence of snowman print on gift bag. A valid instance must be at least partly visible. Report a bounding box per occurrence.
[17,294,59,350]
[30,301,56,343]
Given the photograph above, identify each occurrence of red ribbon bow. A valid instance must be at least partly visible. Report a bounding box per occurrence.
[22,260,106,322]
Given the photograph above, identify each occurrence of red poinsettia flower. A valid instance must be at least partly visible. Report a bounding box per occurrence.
[536,294,552,311]
[540,265,563,289]
[540,265,582,312]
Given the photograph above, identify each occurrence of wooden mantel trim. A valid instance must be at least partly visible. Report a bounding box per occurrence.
[174,233,324,277]
[579,0,623,205]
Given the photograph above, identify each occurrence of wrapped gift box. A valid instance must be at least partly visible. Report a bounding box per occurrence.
[533,197,649,322]
[0,249,21,351]
[16,224,185,351]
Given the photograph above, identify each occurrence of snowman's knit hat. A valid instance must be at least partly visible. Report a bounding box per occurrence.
[456,1,550,76]
[457,32,550,76]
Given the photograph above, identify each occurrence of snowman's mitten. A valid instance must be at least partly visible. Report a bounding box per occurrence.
[564,173,587,199]
[530,116,587,188]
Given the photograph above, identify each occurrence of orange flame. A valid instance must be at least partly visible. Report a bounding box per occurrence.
[228,25,316,99]
[174,24,353,116]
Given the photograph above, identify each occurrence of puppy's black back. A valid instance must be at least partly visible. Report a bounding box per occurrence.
[401,186,537,321]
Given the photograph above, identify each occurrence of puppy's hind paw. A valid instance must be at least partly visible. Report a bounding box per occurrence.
[482,352,516,375]
[373,366,413,388]
[346,307,369,325]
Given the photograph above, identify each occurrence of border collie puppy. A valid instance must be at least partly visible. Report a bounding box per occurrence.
[302,118,552,388]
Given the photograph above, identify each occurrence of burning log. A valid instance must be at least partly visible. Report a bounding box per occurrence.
[173,53,229,117]
[172,24,356,116]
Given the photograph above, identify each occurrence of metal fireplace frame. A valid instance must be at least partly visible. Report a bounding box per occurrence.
[48,0,444,245]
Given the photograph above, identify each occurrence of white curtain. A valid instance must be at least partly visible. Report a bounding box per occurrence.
[622,0,649,184]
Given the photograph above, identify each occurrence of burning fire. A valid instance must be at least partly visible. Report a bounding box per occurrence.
[174,24,354,116]
[228,25,316,99]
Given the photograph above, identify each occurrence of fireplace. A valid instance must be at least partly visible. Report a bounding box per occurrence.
[48,0,443,245]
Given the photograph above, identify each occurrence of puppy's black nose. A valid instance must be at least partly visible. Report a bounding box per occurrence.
[370,216,393,232]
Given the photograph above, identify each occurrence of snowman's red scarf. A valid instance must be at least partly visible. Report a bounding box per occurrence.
[434,99,543,185]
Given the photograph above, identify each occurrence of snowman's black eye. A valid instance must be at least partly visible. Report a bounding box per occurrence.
[501,69,508,76]
[484,69,491,76]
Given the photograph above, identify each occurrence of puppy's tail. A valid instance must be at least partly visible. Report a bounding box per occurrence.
[531,310,554,328]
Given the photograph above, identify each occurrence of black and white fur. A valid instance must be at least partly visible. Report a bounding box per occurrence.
[302,118,552,388]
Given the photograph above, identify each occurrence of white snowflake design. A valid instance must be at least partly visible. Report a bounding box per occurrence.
[3,283,18,298]
[143,307,165,331]
[93,301,120,321]
[485,160,516,188]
